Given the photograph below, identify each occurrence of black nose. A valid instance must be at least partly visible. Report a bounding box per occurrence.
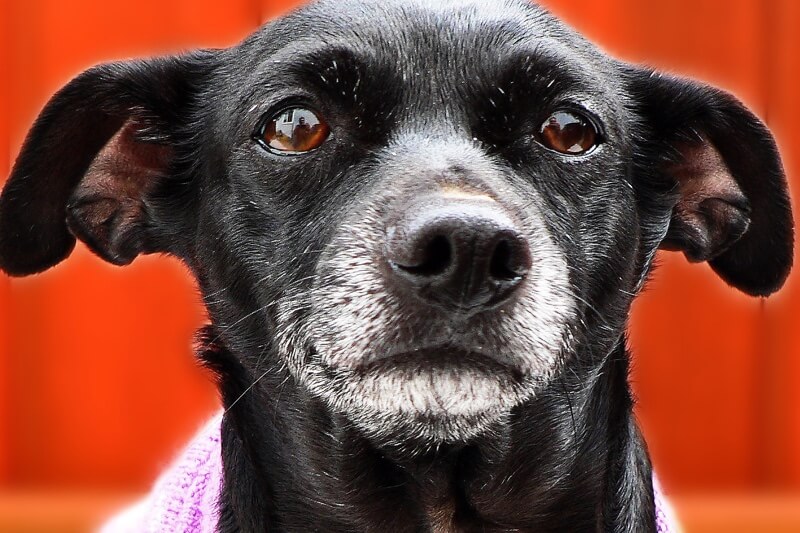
[385,195,531,313]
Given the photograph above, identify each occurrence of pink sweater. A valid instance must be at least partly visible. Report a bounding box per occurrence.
[101,414,680,532]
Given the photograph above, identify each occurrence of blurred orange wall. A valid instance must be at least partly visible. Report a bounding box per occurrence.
[0,0,798,498]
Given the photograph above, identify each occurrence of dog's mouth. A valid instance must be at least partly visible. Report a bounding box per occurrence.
[347,344,525,382]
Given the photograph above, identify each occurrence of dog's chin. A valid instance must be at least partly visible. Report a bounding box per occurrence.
[295,346,546,444]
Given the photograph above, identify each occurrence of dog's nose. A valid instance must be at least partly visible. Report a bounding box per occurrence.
[385,196,531,313]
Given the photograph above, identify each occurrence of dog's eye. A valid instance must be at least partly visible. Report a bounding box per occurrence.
[536,111,598,155]
[255,107,330,154]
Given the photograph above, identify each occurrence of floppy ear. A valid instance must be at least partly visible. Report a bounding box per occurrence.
[628,68,794,296]
[0,52,215,276]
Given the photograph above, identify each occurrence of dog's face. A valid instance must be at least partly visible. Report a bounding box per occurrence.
[0,0,792,443]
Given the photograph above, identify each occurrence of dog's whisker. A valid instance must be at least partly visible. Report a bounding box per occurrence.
[224,363,276,414]
[208,304,273,347]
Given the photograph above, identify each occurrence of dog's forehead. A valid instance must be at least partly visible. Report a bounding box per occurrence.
[239,0,595,70]
[225,0,618,124]
[278,0,556,36]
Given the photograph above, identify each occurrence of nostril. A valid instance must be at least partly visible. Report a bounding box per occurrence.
[396,235,452,277]
[489,238,530,282]
[489,240,517,281]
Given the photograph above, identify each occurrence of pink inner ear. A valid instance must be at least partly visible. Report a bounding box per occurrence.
[661,139,750,262]
[82,120,171,203]
[66,120,172,264]
[670,141,744,215]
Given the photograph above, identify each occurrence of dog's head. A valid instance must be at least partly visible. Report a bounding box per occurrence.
[1,0,792,443]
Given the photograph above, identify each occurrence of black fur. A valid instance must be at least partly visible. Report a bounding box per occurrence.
[0,1,792,531]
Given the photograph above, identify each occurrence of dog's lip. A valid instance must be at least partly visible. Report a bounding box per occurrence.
[352,344,524,378]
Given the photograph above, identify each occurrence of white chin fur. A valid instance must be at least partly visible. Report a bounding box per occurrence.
[298,361,532,442]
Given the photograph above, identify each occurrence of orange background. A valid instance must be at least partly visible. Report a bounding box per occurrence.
[0,1,798,531]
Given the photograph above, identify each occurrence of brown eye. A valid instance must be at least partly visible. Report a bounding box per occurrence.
[257,107,330,154]
[536,111,599,155]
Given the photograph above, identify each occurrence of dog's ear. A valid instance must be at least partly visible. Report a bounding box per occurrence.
[0,52,215,276]
[628,68,793,296]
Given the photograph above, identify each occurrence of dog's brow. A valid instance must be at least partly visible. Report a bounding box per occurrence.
[499,42,606,98]
[244,41,402,104]
[290,48,372,93]
[250,40,376,87]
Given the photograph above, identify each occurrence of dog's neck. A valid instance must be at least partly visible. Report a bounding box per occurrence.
[203,334,653,532]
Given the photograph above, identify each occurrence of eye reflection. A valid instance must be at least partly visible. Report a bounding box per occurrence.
[260,107,330,153]
[537,111,598,155]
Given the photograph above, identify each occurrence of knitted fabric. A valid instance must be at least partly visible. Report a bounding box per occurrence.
[101,414,680,532]
[100,415,223,533]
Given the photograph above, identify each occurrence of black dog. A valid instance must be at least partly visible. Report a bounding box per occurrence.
[0,0,792,531]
